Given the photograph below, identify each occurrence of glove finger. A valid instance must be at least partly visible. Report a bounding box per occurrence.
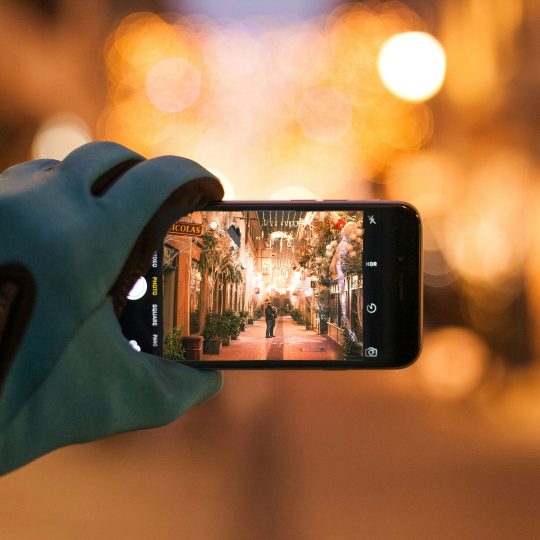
[99,155,222,220]
[59,141,144,193]
[0,160,59,195]
[94,156,223,314]
[0,297,222,475]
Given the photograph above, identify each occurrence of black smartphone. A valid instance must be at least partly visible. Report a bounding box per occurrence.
[120,201,422,369]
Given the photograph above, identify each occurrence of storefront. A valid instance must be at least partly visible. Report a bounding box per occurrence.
[163,210,265,339]
[162,213,205,338]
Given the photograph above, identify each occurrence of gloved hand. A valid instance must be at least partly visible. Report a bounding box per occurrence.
[0,141,224,475]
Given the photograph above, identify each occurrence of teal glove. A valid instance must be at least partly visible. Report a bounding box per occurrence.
[0,141,224,475]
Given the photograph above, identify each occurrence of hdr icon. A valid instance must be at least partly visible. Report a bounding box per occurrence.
[365,261,378,267]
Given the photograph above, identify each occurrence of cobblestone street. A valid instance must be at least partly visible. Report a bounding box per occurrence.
[202,315,342,360]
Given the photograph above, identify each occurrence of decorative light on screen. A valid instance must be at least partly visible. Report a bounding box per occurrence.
[377,32,446,102]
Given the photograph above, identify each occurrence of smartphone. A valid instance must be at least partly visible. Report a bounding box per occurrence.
[120,201,422,368]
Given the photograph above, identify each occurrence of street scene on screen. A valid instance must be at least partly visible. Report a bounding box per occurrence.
[163,210,364,361]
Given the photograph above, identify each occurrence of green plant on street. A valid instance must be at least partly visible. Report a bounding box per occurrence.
[223,310,241,339]
[215,314,231,341]
[253,305,263,319]
[163,326,186,362]
[202,314,221,341]
[342,331,360,358]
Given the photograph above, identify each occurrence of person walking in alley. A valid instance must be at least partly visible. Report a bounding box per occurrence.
[265,301,274,338]
[271,305,278,337]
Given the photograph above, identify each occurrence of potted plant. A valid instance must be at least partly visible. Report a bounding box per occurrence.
[318,316,329,335]
[224,310,241,340]
[239,310,248,331]
[215,314,231,346]
[304,315,312,331]
[247,312,254,325]
[253,305,263,320]
[316,288,330,334]
[202,314,222,355]
[342,329,362,360]
[291,309,304,324]
[164,326,186,362]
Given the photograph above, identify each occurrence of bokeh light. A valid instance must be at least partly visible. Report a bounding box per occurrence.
[385,151,461,218]
[32,114,92,160]
[207,168,236,200]
[270,185,318,200]
[145,57,201,112]
[278,31,330,86]
[418,327,490,399]
[203,28,262,77]
[296,86,352,142]
[100,4,436,187]
[443,151,531,285]
[377,31,446,102]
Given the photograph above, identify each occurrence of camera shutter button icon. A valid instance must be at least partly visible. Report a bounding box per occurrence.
[127,276,147,301]
[365,347,378,357]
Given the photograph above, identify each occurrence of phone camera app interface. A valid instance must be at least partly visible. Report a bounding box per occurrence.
[160,209,367,361]
[119,250,163,357]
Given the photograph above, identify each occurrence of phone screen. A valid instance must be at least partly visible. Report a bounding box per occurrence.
[120,202,421,368]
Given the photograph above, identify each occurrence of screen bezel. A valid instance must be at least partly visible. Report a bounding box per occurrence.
[176,200,422,369]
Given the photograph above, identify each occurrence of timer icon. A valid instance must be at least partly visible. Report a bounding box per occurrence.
[366,303,377,314]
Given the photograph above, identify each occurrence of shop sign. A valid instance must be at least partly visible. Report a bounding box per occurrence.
[169,222,204,237]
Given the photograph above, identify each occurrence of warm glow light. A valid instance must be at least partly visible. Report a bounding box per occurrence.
[377,32,446,102]
[209,221,218,230]
[145,57,201,112]
[203,29,262,77]
[297,86,352,142]
[207,168,236,200]
[385,151,461,218]
[446,216,515,284]
[278,31,329,86]
[104,7,438,195]
[270,185,318,200]
[418,327,489,399]
[443,152,531,285]
[32,114,92,160]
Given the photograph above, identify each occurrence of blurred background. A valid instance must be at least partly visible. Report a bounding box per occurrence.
[2,0,540,538]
